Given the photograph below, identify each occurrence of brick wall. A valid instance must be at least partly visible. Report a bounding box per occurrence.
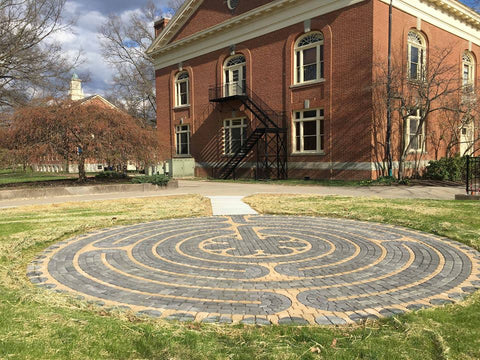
[155,0,479,180]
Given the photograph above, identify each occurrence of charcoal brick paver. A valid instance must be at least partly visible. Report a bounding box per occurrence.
[29,215,480,325]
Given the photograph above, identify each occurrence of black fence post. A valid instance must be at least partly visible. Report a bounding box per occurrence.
[466,155,470,195]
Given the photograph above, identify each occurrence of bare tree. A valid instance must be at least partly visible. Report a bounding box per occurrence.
[98,1,162,126]
[166,0,185,16]
[0,0,80,109]
[373,46,479,179]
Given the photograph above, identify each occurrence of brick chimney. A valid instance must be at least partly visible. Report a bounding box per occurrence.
[154,18,170,37]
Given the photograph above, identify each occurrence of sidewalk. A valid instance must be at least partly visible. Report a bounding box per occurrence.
[0,180,464,209]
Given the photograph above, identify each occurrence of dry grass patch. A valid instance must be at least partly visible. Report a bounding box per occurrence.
[244,194,480,250]
[0,194,211,292]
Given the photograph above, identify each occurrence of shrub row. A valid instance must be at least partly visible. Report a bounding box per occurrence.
[424,156,466,181]
[95,171,128,179]
[131,174,170,186]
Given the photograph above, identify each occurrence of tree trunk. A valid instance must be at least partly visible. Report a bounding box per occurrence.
[398,155,405,180]
[78,154,87,182]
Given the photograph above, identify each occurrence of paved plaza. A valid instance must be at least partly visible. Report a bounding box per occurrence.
[28,215,480,325]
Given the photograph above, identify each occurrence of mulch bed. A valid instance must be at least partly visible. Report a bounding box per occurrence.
[0,177,132,190]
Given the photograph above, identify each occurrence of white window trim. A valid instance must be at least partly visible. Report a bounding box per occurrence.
[462,51,475,91]
[223,55,246,97]
[292,108,324,154]
[407,31,427,81]
[294,32,324,85]
[223,117,247,155]
[174,71,190,107]
[175,124,190,155]
[405,110,425,153]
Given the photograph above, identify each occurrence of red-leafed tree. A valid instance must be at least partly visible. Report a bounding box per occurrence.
[6,100,159,181]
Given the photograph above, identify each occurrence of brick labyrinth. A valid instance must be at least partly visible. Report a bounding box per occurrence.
[29,216,480,325]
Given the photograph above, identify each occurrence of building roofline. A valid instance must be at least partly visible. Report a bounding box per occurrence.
[147,0,480,58]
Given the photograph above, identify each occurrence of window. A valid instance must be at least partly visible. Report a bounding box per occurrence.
[293,109,324,153]
[176,125,190,155]
[224,55,246,96]
[294,32,324,84]
[175,71,189,107]
[405,108,425,152]
[224,118,247,155]
[407,31,426,81]
[460,120,474,156]
[227,0,239,10]
[463,51,475,92]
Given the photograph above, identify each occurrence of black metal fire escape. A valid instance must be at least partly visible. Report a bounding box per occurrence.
[209,84,288,180]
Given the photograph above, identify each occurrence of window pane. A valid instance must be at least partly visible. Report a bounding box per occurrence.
[232,119,242,126]
[295,112,301,119]
[296,52,301,81]
[181,93,188,105]
[180,82,187,93]
[303,47,317,65]
[303,110,317,118]
[320,120,324,135]
[304,64,317,81]
[411,46,419,64]
[176,134,180,154]
[224,128,230,154]
[410,63,417,79]
[303,135,317,151]
[410,119,418,134]
[231,127,241,141]
[296,123,301,152]
[303,120,317,136]
[410,135,418,150]
[463,65,470,85]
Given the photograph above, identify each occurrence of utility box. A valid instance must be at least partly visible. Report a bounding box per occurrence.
[169,158,195,178]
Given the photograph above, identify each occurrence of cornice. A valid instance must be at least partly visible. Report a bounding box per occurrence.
[147,0,295,56]
[380,0,480,45]
[147,0,480,70]
[148,0,365,69]
[147,0,203,54]
[423,0,480,28]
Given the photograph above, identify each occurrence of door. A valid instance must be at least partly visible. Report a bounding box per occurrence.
[224,55,246,97]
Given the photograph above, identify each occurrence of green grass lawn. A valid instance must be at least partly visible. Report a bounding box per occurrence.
[0,169,73,185]
[0,195,479,359]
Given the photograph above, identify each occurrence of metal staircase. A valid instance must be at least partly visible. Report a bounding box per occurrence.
[209,84,288,180]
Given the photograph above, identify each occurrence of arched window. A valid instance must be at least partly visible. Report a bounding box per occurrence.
[175,71,189,107]
[223,55,246,96]
[294,32,324,84]
[407,30,426,80]
[463,51,475,92]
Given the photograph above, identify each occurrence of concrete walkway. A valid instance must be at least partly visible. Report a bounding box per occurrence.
[0,180,464,209]
[207,196,258,216]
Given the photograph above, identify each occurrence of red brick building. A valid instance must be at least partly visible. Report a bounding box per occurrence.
[147,0,480,180]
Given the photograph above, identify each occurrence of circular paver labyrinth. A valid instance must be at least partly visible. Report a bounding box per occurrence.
[28,215,480,325]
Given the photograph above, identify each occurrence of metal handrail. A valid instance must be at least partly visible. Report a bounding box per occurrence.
[208,83,286,129]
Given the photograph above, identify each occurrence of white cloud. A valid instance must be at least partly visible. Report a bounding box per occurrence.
[56,0,171,95]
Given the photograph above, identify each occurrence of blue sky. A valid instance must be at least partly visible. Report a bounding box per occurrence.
[62,0,476,96]
[59,0,170,96]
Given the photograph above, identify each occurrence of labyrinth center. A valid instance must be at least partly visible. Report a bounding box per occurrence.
[30,215,480,325]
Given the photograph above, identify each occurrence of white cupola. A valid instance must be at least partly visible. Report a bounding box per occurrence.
[69,73,85,101]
